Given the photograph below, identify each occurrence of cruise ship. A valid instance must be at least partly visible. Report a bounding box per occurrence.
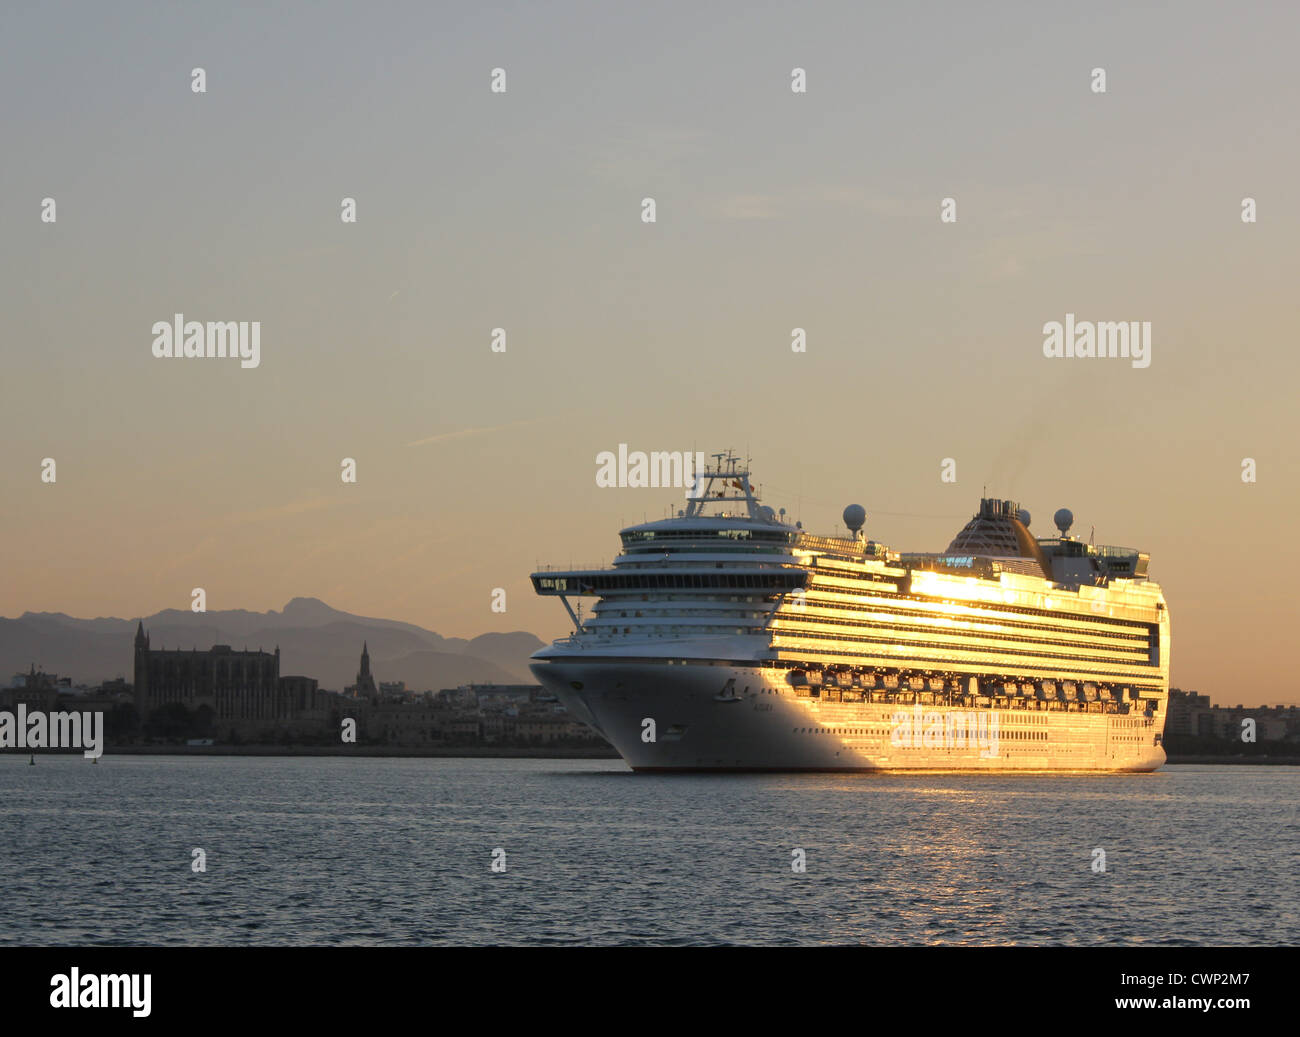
[529,452,1169,772]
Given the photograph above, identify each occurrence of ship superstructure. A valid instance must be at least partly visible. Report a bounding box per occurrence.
[529,451,1169,771]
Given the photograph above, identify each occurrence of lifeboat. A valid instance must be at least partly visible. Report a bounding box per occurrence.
[713,678,744,703]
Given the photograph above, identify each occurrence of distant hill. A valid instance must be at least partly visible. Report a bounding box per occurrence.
[0,598,545,691]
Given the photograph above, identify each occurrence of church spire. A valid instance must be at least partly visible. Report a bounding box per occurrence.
[355,641,377,697]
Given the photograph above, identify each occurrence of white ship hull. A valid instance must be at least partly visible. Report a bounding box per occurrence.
[531,657,1166,772]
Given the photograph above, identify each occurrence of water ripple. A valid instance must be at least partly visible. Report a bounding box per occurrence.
[0,757,1295,945]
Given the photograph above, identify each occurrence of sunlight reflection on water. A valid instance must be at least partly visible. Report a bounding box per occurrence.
[1,756,1294,946]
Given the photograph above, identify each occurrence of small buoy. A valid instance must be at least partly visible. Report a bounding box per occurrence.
[29,754,35,766]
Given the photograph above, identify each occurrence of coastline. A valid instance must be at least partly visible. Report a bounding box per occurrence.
[1165,754,1300,766]
[101,744,622,759]
[6,747,1298,764]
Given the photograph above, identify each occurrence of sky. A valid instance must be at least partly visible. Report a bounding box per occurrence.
[2,1,1297,705]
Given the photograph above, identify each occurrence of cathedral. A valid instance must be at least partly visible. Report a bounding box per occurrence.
[132,622,316,726]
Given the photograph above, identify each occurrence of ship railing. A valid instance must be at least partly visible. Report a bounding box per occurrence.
[794,534,879,557]
[1092,545,1139,559]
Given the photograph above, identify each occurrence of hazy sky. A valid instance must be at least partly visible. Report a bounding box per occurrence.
[2,2,1297,705]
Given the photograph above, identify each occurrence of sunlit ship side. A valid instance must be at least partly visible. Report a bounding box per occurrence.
[529,452,1169,772]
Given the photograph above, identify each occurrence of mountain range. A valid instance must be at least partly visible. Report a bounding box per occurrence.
[1,597,545,691]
